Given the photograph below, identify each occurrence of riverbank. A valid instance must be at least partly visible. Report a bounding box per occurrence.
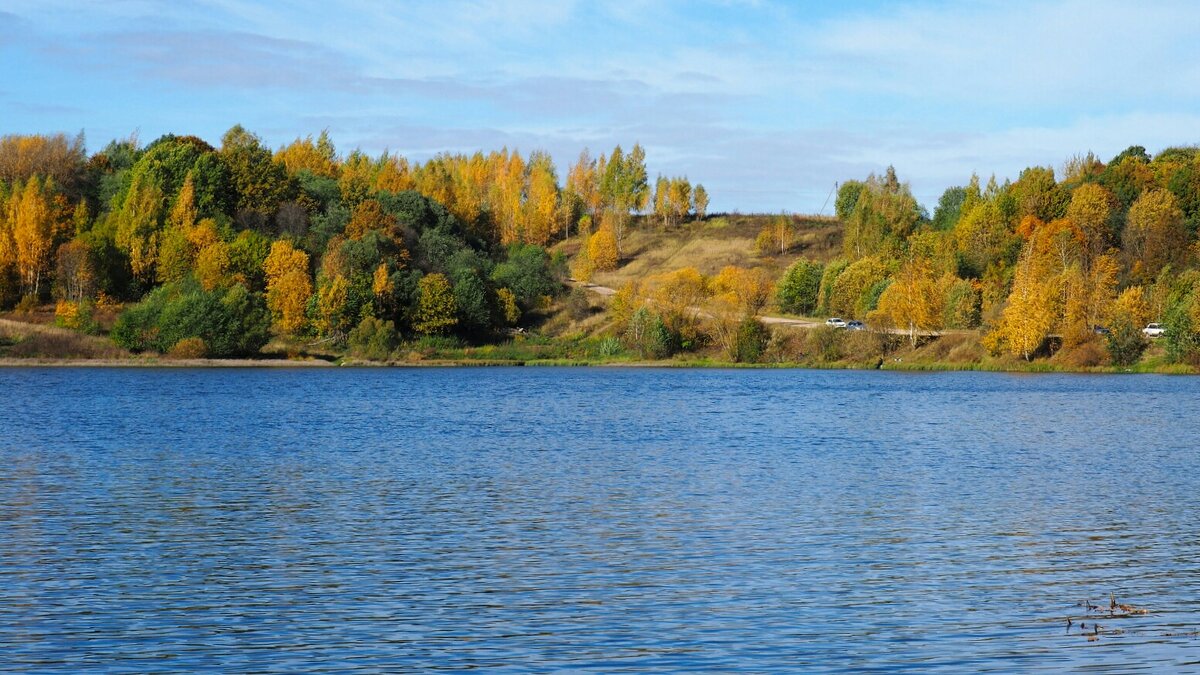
[4,353,1194,374]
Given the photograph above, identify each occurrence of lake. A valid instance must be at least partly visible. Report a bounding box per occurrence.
[2,367,1199,671]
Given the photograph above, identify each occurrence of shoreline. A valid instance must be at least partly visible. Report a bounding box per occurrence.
[0,355,1192,374]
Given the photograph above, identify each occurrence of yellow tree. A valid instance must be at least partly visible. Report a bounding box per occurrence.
[693,185,709,220]
[115,173,164,283]
[587,225,619,272]
[415,273,458,335]
[263,240,312,334]
[875,257,942,346]
[275,131,339,178]
[1123,188,1187,283]
[524,152,559,245]
[998,249,1057,360]
[649,267,709,339]
[6,177,55,296]
[195,241,231,291]
[374,153,413,193]
[712,266,773,316]
[1065,182,1116,265]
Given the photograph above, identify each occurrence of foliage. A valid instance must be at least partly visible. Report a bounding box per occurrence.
[777,258,823,315]
[587,227,619,272]
[111,279,270,357]
[414,273,457,335]
[733,317,769,363]
[348,316,399,361]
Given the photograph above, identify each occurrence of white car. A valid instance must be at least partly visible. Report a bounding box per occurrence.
[826,317,847,328]
[1143,323,1164,338]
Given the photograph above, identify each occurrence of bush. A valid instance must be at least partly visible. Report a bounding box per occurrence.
[15,294,39,314]
[168,337,208,359]
[348,316,399,361]
[111,279,271,357]
[624,307,676,359]
[492,243,560,308]
[565,287,592,321]
[1106,321,1148,366]
[595,336,622,358]
[55,300,100,334]
[733,317,769,362]
[807,326,844,362]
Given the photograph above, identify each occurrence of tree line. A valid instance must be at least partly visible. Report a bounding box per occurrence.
[0,128,707,358]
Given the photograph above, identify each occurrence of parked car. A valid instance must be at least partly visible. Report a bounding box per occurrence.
[1092,325,1110,336]
[826,317,847,328]
[1143,323,1164,338]
[846,320,865,331]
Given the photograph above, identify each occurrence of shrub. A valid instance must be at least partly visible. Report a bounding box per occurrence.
[624,307,676,359]
[1106,320,1147,366]
[348,316,399,361]
[565,287,592,321]
[15,294,39,314]
[168,337,208,359]
[733,317,769,363]
[595,336,623,358]
[57,300,100,334]
[807,326,844,362]
[111,279,271,357]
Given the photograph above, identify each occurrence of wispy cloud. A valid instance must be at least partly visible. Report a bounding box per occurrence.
[2,1,1198,212]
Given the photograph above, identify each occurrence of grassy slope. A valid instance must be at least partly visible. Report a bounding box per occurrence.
[555,213,843,291]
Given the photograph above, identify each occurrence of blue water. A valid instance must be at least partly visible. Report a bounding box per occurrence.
[2,367,1199,672]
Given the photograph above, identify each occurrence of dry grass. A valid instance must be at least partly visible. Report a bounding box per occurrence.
[0,318,128,359]
[559,213,843,290]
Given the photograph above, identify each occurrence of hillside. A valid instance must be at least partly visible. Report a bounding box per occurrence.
[555,213,842,292]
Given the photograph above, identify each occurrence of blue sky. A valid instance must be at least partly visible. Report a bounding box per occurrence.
[2,1,1198,213]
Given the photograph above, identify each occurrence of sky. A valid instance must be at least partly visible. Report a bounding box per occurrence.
[2,0,1199,213]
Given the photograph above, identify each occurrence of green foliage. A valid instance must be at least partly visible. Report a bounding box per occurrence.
[733,317,769,363]
[623,306,675,358]
[776,258,823,315]
[451,269,494,336]
[944,278,981,328]
[1163,296,1200,363]
[834,180,865,221]
[1105,319,1148,366]
[111,279,270,357]
[348,316,399,361]
[932,186,967,231]
[491,243,559,308]
[817,258,849,315]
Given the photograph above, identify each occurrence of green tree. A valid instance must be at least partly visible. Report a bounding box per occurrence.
[776,258,823,315]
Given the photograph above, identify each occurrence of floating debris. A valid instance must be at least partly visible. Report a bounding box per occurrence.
[1065,593,1152,640]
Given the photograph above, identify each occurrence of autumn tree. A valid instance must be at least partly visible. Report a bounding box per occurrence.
[263,240,312,334]
[415,272,458,335]
[712,266,773,316]
[756,213,795,256]
[55,238,95,303]
[1065,182,1117,265]
[693,185,709,220]
[1122,188,1187,283]
[1,177,56,296]
[995,249,1057,360]
[874,257,942,346]
[587,225,619,272]
[649,267,709,340]
[275,131,339,179]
